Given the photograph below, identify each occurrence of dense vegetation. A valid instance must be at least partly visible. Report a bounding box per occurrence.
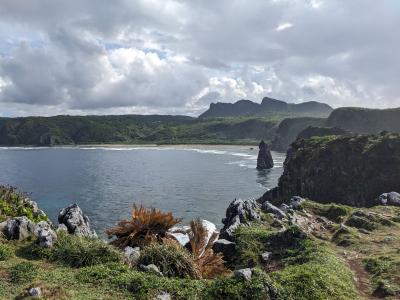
[0,115,277,146]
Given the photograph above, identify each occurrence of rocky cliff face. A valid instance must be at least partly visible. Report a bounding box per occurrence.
[256,140,274,169]
[261,132,400,207]
[270,117,326,151]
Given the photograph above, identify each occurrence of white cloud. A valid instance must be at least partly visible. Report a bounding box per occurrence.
[0,0,399,116]
[276,23,293,32]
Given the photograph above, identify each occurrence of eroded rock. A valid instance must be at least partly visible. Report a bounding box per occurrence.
[257,140,274,170]
[220,198,261,241]
[378,192,400,206]
[58,204,96,237]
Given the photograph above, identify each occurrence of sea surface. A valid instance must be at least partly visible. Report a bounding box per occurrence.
[0,145,285,233]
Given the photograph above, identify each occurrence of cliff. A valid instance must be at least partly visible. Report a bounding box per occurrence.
[262,132,400,207]
[270,117,326,151]
[326,107,400,133]
[199,97,333,119]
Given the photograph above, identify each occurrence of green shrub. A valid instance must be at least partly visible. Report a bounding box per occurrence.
[17,241,53,260]
[331,226,359,247]
[10,262,38,284]
[51,232,122,267]
[0,186,48,223]
[304,201,350,223]
[138,242,201,279]
[0,243,14,260]
[363,256,393,275]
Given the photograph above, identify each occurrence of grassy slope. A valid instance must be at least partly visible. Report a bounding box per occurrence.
[1,201,399,299]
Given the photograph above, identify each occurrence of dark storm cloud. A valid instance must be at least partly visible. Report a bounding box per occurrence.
[0,0,399,116]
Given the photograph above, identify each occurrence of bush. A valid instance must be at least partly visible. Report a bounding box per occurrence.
[10,262,38,284]
[106,204,181,248]
[138,242,201,279]
[0,244,14,260]
[51,232,122,267]
[363,256,393,275]
[17,241,53,260]
[0,185,47,223]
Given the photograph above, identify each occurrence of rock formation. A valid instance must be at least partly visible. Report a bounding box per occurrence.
[256,140,274,170]
[58,204,96,237]
[261,132,400,207]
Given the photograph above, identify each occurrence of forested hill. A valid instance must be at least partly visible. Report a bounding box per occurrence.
[0,114,277,146]
[199,97,333,118]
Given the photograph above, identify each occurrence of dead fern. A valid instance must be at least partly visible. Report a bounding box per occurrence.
[188,218,230,279]
[105,204,181,248]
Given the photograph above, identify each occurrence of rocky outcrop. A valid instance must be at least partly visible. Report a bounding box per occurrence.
[377,192,400,206]
[212,239,236,261]
[58,204,96,237]
[1,217,56,247]
[256,140,273,169]
[220,198,261,241]
[261,133,400,207]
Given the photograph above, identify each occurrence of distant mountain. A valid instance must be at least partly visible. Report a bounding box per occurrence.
[199,97,333,118]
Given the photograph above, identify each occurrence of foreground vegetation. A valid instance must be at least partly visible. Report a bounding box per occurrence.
[1,185,400,299]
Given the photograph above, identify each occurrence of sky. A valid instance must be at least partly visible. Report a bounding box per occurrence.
[0,0,399,117]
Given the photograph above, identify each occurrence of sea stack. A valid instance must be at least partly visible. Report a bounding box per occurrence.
[256,140,274,170]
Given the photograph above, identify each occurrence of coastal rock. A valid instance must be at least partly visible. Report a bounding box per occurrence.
[234,268,253,281]
[201,219,219,248]
[289,196,306,210]
[262,202,286,220]
[4,216,35,240]
[22,198,48,221]
[34,221,57,248]
[212,239,236,261]
[256,140,274,170]
[261,133,400,207]
[220,198,261,241]
[378,192,400,206]
[58,204,96,237]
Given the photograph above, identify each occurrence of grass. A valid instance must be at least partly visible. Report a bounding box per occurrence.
[0,244,14,261]
[9,262,38,284]
[51,232,122,267]
[138,242,201,279]
[303,201,351,223]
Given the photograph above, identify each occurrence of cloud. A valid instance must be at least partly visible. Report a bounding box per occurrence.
[0,0,399,116]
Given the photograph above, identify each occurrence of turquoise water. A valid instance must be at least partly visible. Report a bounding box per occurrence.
[0,146,285,233]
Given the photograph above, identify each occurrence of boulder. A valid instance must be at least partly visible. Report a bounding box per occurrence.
[378,192,400,206]
[167,225,191,246]
[262,202,286,220]
[140,264,163,276]
[261,251,272,263]
[58,204,96,237]
[212,239,236,261]
[220,198,261,241]
[234,268,253,281]
[124,246,141,267]
[289,196,306,210]
[155,292,172,300]
[28,287,42,298]
[3,216,35,240]
[34,221,57,248]
[201,219,218,247]
[256,140,274,170]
